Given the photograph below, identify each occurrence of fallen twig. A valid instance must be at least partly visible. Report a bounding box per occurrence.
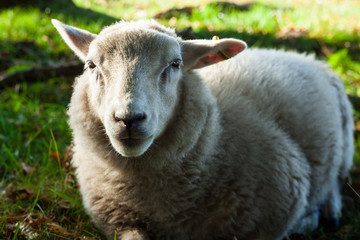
[347,182,360,199]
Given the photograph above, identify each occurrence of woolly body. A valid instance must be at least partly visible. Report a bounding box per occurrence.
[52,19,354,240]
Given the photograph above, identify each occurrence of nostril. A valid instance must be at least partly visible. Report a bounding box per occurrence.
[113,112,147,125]
[114,114,122,122]
[135,112,147,122]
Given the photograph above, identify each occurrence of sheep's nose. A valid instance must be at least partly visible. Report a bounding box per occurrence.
[114,112,147,128]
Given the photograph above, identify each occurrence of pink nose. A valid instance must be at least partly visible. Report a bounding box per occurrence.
[114,112,147,128]
[113,112,148,139]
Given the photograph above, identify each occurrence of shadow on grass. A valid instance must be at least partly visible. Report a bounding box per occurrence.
[0,0,118,25]
[0,0,118,72]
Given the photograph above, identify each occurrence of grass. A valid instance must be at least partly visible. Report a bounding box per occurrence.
[1,0,360,239]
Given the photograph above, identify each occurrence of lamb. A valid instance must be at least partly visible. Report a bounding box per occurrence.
[51,18,354,240]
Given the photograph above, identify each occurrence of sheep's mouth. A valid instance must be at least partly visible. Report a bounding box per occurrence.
[109,133,154,157]
[118,138,147,148]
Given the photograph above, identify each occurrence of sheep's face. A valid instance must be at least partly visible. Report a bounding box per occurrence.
[52,19,246,158]
[85,29,182,157]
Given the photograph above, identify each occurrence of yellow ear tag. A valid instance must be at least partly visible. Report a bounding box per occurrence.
[212,35,231,60]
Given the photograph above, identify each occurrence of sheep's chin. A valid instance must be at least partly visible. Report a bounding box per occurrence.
[109,136,154,158]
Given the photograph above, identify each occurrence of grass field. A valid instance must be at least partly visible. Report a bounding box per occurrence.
[1,0,360,239]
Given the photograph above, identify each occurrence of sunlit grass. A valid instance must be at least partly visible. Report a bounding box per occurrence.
[328,49,360,96]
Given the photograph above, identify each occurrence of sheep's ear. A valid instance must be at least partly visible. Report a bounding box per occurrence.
[181,38,246,70]
[51,19,97,61]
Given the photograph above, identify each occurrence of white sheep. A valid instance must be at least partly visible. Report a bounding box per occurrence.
[52,19,354,240]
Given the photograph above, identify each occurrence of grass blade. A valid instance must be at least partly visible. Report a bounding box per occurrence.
[12,222,20,240]
[29,188,41,214]
[49,129,62,169]
[50,189,82,207]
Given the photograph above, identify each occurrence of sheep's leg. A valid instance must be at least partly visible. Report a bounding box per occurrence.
[319,186,342,228]
[288,209,320,234]
[117,229,149,240]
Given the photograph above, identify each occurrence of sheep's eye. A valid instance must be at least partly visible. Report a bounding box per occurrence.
[161,59,182,81]
[88,61,96,70]
[170,59,182,69]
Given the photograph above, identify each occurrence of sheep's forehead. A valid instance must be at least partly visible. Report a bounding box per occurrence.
[90,26,181,66]
[100,20,177,38]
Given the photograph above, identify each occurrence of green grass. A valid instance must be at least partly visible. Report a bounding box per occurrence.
[0,77,101,238]
[1,0,360,239]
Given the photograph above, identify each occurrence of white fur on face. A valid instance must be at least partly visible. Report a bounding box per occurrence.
[86,28,183,157]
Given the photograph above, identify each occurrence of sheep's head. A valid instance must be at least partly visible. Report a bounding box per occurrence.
[52,19,246,158]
